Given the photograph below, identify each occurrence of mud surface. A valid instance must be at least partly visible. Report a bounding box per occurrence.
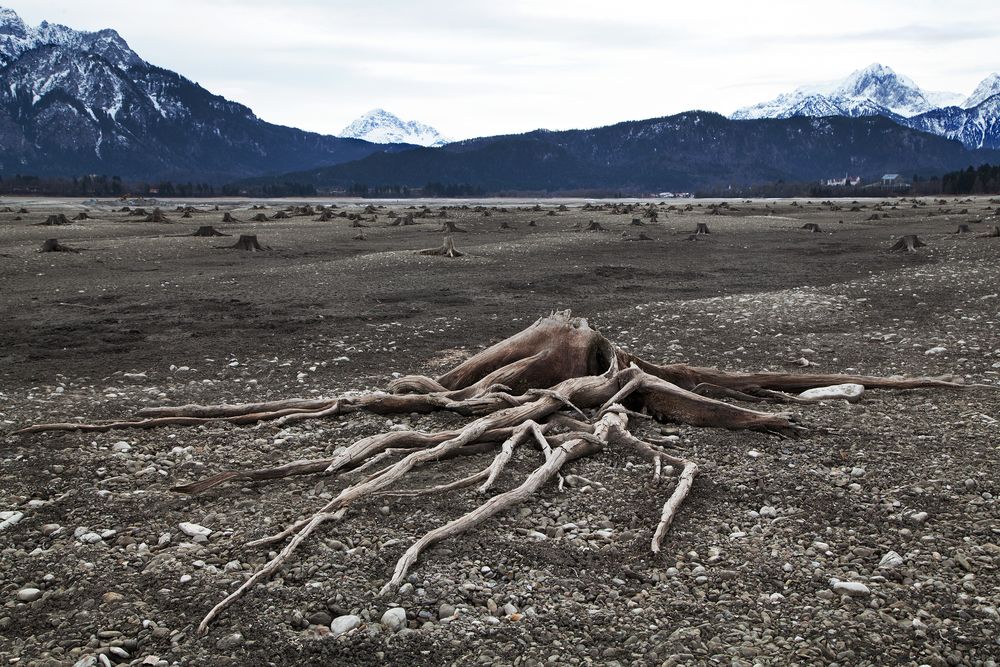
[1,197,998,666]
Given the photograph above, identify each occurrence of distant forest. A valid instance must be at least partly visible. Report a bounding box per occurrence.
[1,165,998,199]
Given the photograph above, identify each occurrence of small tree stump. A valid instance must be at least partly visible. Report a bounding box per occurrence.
[528,220,537,227]
[222,212,240,223]
[977,225,1000,238]
[144,208,170,223]
[40,238,79,253]
[693,222,711,235]
[191,226,230,237]
[72,212,90,221]
[801,223,821,233]
[251,213,268,222]
[585,221,606,232]
[955,224,970,234]
[631,218,644,226]
[889,235,927,252]
[316,211,334,221]
[418,236,463,257]
[222,235,268,251]
[497,221,516,231]
[271,211,289,220]
[435,220,465,233]
[36,214,72,226]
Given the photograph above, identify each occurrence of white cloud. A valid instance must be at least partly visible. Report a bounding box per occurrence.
[8,0,1000,139]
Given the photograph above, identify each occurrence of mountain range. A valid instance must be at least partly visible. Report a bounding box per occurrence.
[0,7,408,181]
[340,109,447,147]
[0,5,997,193]
[249,113,998,194]
[732,63,1000,150]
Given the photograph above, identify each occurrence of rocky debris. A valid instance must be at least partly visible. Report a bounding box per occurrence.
[381,607,407,633]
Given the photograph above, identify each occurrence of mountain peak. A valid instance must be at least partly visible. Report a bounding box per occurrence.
[340,109,448,147]
[0,6,142,68]
[965,73,1000,108]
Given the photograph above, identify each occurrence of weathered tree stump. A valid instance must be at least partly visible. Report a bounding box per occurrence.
[528,220,537,227]
[222,235,268,251]
[497,221,516,230]
[585,221,606,232]
[36,214,72,226]
[130,208,147,217]
[693,222,711,235]
[191,226,230,237]
[418,236,463,257]
[955,224,970,234]
[251,213,268,222]
[801,223,821,233]
[352,232,366,240]
[181,210,193,218]
[889,235,927,252]
[435,220,466,233]
[144,208,170,223]
[40,238,79,253]
[631,218,644,226]
[222,212,240,223]
[72,212,90,221]
[316,211,334,221]
[271,211,289,220]
[977,225,1000,238]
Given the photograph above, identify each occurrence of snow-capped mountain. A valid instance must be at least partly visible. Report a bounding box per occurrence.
[340,109,447,147]
[965,73,1000,109]
[732,63,959,120]
[0,6,405,180]
[904,94,1000,150]
[732,64,1000,150]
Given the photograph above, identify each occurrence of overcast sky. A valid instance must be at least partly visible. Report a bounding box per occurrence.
[10,0,1000,140]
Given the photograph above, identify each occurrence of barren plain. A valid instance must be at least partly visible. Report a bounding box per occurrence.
[1,197,998,666]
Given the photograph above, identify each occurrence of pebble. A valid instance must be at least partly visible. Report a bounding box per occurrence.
[798,383,864,402]
[178,522,212,538]
[831,581,871,597]
[878,551,904,569]
[381,607,407,633]
[17,587,42,602]
[909,511,929,524]
[215,632,244,650]
[0,511,24,532]
[330,614,362,637]
[924,346,947,355]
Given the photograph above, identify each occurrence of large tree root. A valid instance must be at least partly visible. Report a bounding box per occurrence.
[15,310,991,636]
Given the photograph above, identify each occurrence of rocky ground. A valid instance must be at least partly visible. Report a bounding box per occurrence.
[1,196,998,666]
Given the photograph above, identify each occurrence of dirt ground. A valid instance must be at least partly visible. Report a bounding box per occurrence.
[1,196,998,666]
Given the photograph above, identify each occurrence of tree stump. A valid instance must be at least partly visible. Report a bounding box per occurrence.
[316,211,334,221]
[528,220,537,227]
[977,225,1000,238]
[36,214,72,226]
[144,208,170,223]
[181,210,193,218]
[418,236,463,257]
[434,220,465,233]
[222,212,240,223]
[585,221,606,232]
[72,212,90,221]
[40,238,79,253]
[271,211,289,220]
[191,226,230,237]
[631,218,644,226]
[498,221,516,230]
[955,224,970,234]
[251,213,268,222]
[693,222,711,235]
[130,208,147,217]
[222,235,268,251]
[801,223,821,232]
[889,235,927,252]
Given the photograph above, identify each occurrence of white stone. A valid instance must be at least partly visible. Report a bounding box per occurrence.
[832,580,870,597]
[78,532,104,544]
[330,614,362,637]
[17,587,42,602]
[879,550,904,569]
[0,511,24,532]
[112,441,131,453]
[925,347,947,356]
[178,522,212,538]
[798,383,865,403]
[381,607,407,632]
[909,511,929,524]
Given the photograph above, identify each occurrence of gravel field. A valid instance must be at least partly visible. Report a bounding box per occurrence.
[1,196,998,666]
